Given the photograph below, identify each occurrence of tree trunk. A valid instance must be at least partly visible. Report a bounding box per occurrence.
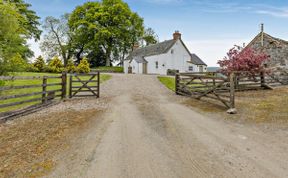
[105,45,112,67]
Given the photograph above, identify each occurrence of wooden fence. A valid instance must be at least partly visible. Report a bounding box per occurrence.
[175,71,288,112]
[0,73,67,119]
[175,72,235,110]
[69,72,100,98]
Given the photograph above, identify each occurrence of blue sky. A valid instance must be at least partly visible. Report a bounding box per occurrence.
[26,0,288,66]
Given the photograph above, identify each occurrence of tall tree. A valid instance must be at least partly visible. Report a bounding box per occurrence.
[40,14,73,67]
[69,0,144,66]
[0,2,29,75]
[141,27,158,46]
[4,0,41,40]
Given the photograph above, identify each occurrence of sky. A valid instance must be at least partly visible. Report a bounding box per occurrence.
[26,0,288,66]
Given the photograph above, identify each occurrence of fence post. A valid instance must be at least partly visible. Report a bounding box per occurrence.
[260,71,265,87]
[61,72,67,99]
[229,72,235,110]
[97,72,100,98]
[175,70,180,95]
[69,73,72,98]
[42,76,47,104]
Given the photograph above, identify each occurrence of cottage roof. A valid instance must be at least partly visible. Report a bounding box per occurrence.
[126,39,176,62]
[189,53,207,66]
[134,56,148,63]
[246,32,288,49]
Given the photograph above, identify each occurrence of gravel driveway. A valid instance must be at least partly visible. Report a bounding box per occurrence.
[46,74,288,178]
[1,74,288,177]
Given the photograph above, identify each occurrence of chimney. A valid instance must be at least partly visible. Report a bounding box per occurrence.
[260,23,264,47]
[173,30,181,40]
[133,43,140,51]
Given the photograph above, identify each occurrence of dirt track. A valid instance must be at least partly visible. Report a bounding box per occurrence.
[45,74,288,178]
[1,74,288,177]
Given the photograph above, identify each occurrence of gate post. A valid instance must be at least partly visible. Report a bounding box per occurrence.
[227,72,237,114]
[260,71,265,87]
[175,70,180,95]
[42,76,47,104]
[61,72,67,99]
[69,73,73,98]
[97,72,100,98]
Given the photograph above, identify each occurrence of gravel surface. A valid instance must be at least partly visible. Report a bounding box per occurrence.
[1,74,288,178]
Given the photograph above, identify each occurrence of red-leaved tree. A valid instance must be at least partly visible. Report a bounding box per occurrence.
[217,46,269,76]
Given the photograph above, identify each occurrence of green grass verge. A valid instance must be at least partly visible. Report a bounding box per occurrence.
[158,76,175,92]
[92,66,124,73]
[0,72,111,113]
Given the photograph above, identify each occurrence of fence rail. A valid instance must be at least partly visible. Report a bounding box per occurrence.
[175,71,288,113]
[69,72,100,98]
[0,73,67,119]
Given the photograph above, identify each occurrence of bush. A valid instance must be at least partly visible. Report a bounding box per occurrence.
[8,53,28,73]
[77,58,90,73]
[33,55,46,72]
[0,80,5,87]
[167,69,178,76]
[48,56,64,73]
[66,59,77,73]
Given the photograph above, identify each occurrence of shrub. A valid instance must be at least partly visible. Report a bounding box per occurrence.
[167,69,178,76]
[77,58,90,73]
[0,80,5,87]
[48,56,64,73]
[33,55,46,72]
[66,59,77,73]
[8,53,28,73]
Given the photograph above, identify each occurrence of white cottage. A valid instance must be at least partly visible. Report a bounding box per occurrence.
[124,31,207,75]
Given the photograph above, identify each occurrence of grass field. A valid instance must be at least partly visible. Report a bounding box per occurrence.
[158,76,175,92]
[92,66,124,73]
[0,72,111,113]
[158,76,288,123]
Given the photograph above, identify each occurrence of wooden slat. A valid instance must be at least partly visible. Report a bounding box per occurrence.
[71,89,98,93]
[0,84,43,91]
[71,80,98,83]
[0,97,42,108]
[0,91,44,100]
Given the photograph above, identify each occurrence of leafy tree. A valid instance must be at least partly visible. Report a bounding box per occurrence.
[218,46,269,76]
[141,27,158,46]
[0,0,41,75]
[48,56,64,73]
[69,0,144,66]
[33,55,46,72]
[77,58,90,73]
[0,2,26,75]
[40,14,73,67]
[4,0,42,40]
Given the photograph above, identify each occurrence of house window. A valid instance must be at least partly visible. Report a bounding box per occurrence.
[171,49,174,54]
[188,66,193,71]
[156,61,158,69]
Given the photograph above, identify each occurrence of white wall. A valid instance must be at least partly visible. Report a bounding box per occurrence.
[124,39,208,74]
[124,60,129,73]
[146,39,193,75]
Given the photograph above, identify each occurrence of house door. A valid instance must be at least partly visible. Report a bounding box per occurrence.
[199,66,203,72]
[142,63,147,74]
[128,66,132,74]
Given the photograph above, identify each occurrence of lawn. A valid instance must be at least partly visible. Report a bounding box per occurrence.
[158,76,175,92]
[91,66,124,73]
[0,72,111,113]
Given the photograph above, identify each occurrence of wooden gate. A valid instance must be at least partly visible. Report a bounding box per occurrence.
[175,72,235,110]
[69,72,100,98]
